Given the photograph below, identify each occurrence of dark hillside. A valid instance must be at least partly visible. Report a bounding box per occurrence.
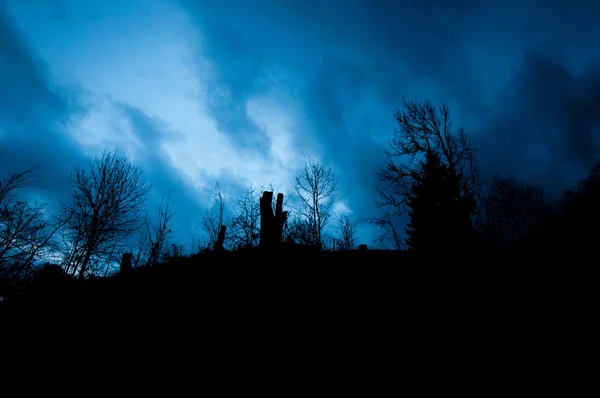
[2,246,585,319]
[1,246,593,369]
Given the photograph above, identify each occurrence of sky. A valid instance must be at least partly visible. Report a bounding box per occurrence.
[1,0,600,250]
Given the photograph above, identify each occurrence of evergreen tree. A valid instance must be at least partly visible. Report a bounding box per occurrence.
[405,152,476,252]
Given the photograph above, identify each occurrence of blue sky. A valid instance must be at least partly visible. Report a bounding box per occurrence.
[1,0,600,249]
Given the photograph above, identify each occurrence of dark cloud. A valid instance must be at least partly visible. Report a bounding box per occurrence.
[475,53,600,196]
[181,0,600,210]
[422,75,600,199]
[0,2,86,202]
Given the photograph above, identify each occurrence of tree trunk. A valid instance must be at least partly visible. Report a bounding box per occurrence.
[78,215,98,280]
[120,252,132,274]
[215,225,227,251]
[78,246,94,280]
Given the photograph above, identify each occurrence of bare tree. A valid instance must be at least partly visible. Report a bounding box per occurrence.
[371,99,479,247]
[0,167,64,279]
[294,157,338,249]
[162,243,186,261]
[229,184,260,249]
[1,201,56,278]
[369,212,404,250]
[131,228,150,268]
[202,182,227,250]
[59,151,150,279]
[141,190,176,266]
[282,214,314,246]
[334,212,357,251]
[483,176,550,242]
[0,167,38,204]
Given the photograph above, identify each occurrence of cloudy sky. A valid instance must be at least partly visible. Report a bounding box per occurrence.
[1,0,599,249]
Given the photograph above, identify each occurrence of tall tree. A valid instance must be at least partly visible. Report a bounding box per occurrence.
[60,151,150,279]
[405,152,476,252]
[372,99,479,248]
[294,157,338,249]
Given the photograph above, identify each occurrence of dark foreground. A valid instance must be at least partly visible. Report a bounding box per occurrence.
[1,248,589,317]
[0,247,593,381]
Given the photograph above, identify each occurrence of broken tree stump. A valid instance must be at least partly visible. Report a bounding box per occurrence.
[215,225,227,251]
[274,193,287,245]
[259,191,288,249]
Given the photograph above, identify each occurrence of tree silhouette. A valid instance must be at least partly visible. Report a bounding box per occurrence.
[334,212,357,251]
[560,161,600,249]
[482,176,550,244]
[133,190,176,267]
[405,152,476,252]
[230,184,260,250]
[0,167,64,279]
[59,151,150,279]
[372,99,479,247]
[201,182,227,251]
[282,214,314,246]
[259,190,288,250]
[294,157,338,249]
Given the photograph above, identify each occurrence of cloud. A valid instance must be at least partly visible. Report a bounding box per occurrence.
[3,0,600,249]
[3,0,326,247]
[180,0,600,211]
[474,53,600,196]
[116,103,218,249]
[0,1,87,202]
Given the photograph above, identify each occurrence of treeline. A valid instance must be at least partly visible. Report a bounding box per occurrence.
[371,99,600,259]
[1,98,598,286]
[0,151,351,284]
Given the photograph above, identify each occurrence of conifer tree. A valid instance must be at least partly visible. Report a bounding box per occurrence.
[405,152,476,252]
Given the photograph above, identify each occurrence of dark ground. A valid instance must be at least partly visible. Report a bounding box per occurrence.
[1,247,588,318]
[0,247,593,384]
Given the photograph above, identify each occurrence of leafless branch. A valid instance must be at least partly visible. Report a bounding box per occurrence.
[293,157,338,248]
[0,166,40,205]
[0,167,66,279]
[202,181,227,249]
[373,98,480,245]
[140,190,176,266]
[333,212,357,251]
[59,151,151,279]
[229,184,260,249]
[282,214,314,246]
[483,175,550,241]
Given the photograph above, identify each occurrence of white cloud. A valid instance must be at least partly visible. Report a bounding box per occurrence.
[244,93,308,191]
[332,201,351,216]
[66,95,141,158]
